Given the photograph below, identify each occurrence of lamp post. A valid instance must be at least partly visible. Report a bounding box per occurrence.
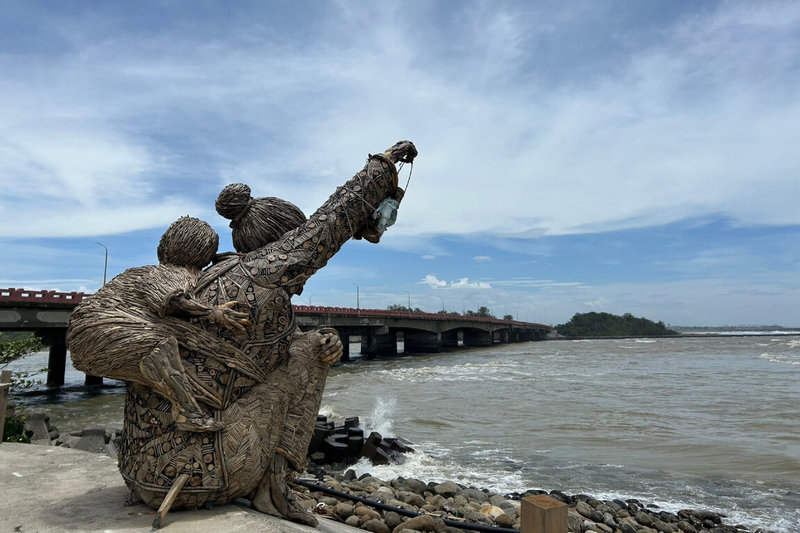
[308,293,317,306]
[96,242,108,286]
[406,290,411,311]
[440,296,445,312]
[352,282,360,311]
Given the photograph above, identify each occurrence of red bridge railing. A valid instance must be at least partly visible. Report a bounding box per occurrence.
[0,288,86,305]
[293,305,550,329]
[0,289,549,329]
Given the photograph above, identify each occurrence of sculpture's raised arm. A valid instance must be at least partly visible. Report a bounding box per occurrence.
[225,141,417,295]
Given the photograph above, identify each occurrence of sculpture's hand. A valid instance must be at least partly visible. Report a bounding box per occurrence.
[384,140,417,164]
[203,301,252,335]
[318,327,343,364]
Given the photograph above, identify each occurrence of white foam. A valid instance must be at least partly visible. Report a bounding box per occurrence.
[760,353,800,366]
[363,397,397,437]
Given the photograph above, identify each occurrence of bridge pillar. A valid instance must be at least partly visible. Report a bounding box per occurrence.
[46,336,67,387]
[359,333,376,359]
[500,330,509,344]
[372,332,397,356]
[404,331,441,353]
[340,334,351,362]
[441,330,459,349]
[463,330,492,347]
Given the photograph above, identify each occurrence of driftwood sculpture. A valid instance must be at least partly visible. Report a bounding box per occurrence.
[67,140,417,528]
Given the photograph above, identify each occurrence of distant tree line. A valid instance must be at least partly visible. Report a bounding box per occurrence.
[387,304,506,320]
[556,312,679,337]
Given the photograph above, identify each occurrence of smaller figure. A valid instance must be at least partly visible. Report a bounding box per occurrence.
[68,216,250,432]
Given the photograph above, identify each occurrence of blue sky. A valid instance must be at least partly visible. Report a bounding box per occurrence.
[2,1,799,327]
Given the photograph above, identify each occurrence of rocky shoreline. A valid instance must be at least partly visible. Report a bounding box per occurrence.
[12,410,777,533]
[293,465,774,533]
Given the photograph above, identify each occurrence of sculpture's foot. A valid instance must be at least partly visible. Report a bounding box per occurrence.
[174,413,225,433]
[251,454,318,527]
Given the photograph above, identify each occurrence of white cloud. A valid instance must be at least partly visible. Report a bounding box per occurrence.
[421,255,435,260]
[421,274,447,288]
[2,2,799,241]
[421,274,491,290]
[473,256,492,262]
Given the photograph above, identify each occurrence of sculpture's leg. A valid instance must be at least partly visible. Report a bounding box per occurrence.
[152,473,190,530]
[250,454,318,527]
[139,336,223,432]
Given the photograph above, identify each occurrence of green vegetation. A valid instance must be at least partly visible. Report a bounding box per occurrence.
[466,306,495,318]
[1,332,44,442]
[556,312,679,337]
[387,304,424,313]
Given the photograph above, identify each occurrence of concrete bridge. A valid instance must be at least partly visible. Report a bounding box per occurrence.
[293,305,551,361]
[0,288,552,386]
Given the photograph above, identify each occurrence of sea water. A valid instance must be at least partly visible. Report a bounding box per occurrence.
[8,336,800,531]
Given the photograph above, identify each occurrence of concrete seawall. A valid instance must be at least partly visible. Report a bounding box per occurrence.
[0,443,354,533]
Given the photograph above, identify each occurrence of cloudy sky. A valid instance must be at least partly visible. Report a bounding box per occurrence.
[2,1,799,327]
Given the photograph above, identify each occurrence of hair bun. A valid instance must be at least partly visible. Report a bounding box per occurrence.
[216,183,252,220]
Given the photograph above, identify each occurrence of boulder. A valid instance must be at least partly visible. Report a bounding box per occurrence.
[71,427,107,453]
[383,511,404,530]
[401,478,428,495]
[391,514,447,533]
[636,510,655,526]
[461,488,488,503]
[433,481,461,498]
[362,518,391,533]
[478,505,504,520]
[576,500,594,518]
[334,502,354,518]
[23,409,50,443]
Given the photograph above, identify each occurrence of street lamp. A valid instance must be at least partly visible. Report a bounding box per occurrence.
[96,242,108,285]
[405,290,411,311]
[308,293,317,306]
[440,296,445,312]
[352,282,360,311]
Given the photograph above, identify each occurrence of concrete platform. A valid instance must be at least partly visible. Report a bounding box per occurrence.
[0,443,355,533]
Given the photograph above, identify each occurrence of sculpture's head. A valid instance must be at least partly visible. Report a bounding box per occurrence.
[157,216,219,269]
[215,183,307,253]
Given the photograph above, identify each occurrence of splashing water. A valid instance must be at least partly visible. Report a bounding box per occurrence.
[362,396,397,437]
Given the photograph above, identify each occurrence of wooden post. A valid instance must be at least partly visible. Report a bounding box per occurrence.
[521,494,567,533]
[0,370,12,443]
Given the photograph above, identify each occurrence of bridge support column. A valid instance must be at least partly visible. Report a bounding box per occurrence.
[360,333,377,360]
[373,332,397,356]
[340,334,351,362]
[46,337,67,387]
[441,330,459,349]
[464,330,492,347]
[500,330,510,344]
[404,331,441,353]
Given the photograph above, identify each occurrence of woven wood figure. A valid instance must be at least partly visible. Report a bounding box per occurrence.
[66,141,417,528]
